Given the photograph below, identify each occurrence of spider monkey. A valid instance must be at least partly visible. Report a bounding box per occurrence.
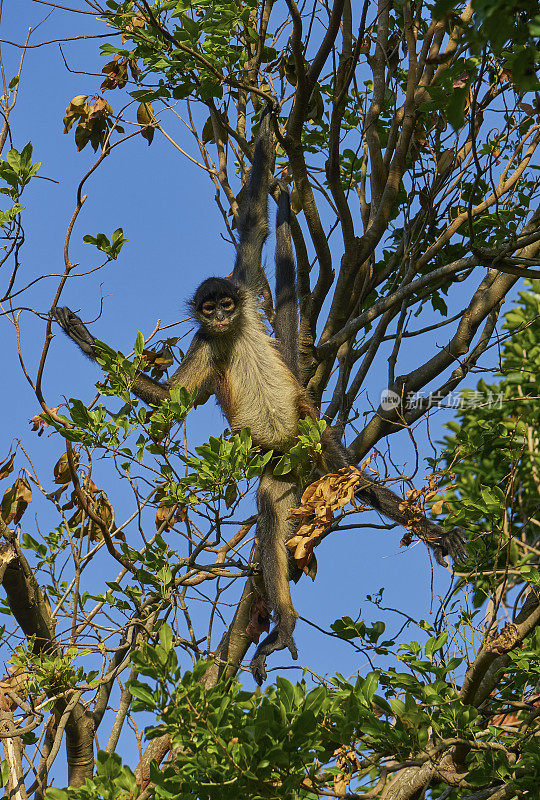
[52,106,465,684]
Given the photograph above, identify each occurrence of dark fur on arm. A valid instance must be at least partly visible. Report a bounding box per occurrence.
[232,106,273,290]
[354,476,466,564]
[51,306,205,407]
[274,191,299,378]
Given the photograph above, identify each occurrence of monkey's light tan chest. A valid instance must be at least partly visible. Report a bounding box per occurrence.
[216,328,300,452]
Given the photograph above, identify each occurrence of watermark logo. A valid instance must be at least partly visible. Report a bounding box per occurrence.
[380,388,504,411]
[380,389,401,411]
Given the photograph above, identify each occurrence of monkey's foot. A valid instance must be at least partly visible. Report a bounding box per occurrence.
[250,652,268,686]
[51,307,96,357]
[250,629,298,685]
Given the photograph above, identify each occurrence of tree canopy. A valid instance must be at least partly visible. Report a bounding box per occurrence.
[0,1,539,798]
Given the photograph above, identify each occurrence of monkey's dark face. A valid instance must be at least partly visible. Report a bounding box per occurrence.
[191,277,242,336]
[199,294,238,333]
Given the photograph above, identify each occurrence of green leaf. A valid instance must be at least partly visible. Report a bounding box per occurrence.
[304,685,327,715]
[134,331,145,356]
[44,789,69,800]
[362,671,380,703]
[273,454,292,475]
[96,750,123,780]
[69,398,91,426]
[425,632,447,659]
[389,697,406,717]
[129,680,157,707]
[521,567,540,585]
[5,148,21,172]
[159,622,173,654]
[446,87,468,130]
[179,12,199,38]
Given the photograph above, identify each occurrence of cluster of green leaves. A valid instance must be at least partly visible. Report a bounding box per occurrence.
[434,0,540,91]
[93,531,178,600]
[45,752,140,800]
[28,598,540,800]
[100,0,274,106]
[470,0,540,91]
[11,640,95,697]
[182,429,273,507]
[273,417,328,484]
[125,623,454,799]
[433,281,540,601]
[42,334,195,442]
[0,143,40,227]
[83,227,128,260]
[331,615,393,655]
[487,627,540,792]
[45,613,533,800]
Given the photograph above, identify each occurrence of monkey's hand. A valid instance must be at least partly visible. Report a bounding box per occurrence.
[51,307,96,358]
[250,614,298,686]
[430,526,467,567]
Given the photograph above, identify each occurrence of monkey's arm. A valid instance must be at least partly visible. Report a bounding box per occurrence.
[274,191,299,378]
[232,106,272,291]
[167,334,214,396]
[52,307,213,406]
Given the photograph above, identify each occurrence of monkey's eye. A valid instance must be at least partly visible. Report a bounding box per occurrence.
[201,302,215,316]
[221,298,235,312]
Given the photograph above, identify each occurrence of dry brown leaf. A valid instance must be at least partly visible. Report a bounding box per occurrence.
[431,499,444,515]
[154,487,187,532]
[1,477,32,524]
[29,406,61,437]
[0,452,15,480]
[53,451,79,485]
[245,596,271,643]
[46,484,69,504]
[286,466,377,571]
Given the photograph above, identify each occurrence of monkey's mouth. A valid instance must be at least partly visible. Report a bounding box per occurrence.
[213,320,231,332]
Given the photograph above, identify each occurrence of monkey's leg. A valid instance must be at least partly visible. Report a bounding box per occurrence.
[250,469,299,685]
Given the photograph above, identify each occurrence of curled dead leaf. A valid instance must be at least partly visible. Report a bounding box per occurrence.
[137,102,155,145]
[431,499,444,515]
[155,487,186,532]
[0,451,16,480]
[101,56,130,91]
[29,406,60,437]
[245,596,271,643]
[1,477,32,524]
[286,465,376,572]
[54,451,79,485]
[46,484,69,504]
[436,149,455,173]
